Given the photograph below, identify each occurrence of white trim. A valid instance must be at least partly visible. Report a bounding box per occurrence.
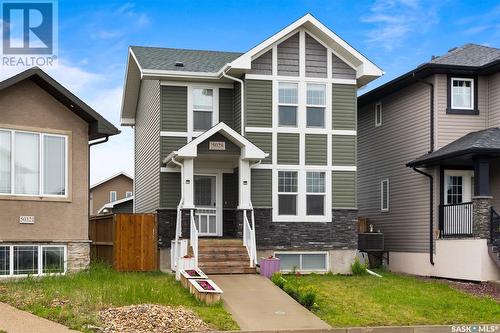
[90,172,133,189]
[244,74,356,85]
[443,170,474,204]
[375,102,382,127]
[274,251,329,273]
[160,81,234,89]
[450,77,474,110]
[253,164,356,171]
[160,131,189,137]
[109,191,117,203]
[332,130,357,136]
[381,179,389,212]
[332,166,357,172]
[97,195,134,214]
[0,244,67,278]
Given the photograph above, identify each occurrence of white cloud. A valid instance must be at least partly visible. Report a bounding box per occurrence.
[362,0,439,51]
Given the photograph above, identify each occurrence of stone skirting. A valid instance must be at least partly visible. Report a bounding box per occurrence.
[67,242,90,273]
[472,196,492,239]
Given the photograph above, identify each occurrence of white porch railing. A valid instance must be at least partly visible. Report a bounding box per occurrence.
[190,209,199,267]
[243,208,257,267]
[171,198,184,271]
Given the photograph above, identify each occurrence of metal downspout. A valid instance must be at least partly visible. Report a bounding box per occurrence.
[412,167,435,265]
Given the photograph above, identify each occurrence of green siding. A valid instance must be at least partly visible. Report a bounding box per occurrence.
[161,136,186,158]
[246,132,272,164]
[161,86,187,131]
[251,169,272,207]
[223,172,238,208]
[233,82,242,133]
[160,172,181,208]
[332,171,356,208]
[198,133,240,156]
[332,84,356,130]
[305,134,327,165]
[219,88,234,129]
[277,133,299,165]
[246,79,272,128]
[332,135,356,166]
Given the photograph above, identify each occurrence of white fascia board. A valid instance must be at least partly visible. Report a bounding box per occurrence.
[120,49,143,123]
[121,117,135,126]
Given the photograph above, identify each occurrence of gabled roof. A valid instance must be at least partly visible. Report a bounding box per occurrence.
[90,171,133,190]
[163,122,268,163]
[359,43,500,107]
[121,13,383,125]
[407,127,500,167]
[131,46,242,73]
[0,67,120,140]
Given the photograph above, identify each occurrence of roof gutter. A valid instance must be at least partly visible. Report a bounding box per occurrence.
[221,66,245,135]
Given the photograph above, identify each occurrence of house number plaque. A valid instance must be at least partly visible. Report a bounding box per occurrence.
[209,141,225,150]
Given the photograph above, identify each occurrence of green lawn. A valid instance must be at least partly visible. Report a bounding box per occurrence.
[282,271,500,327]
[0,263,238,332]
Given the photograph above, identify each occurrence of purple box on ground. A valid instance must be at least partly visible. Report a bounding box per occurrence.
[259,257,280,278]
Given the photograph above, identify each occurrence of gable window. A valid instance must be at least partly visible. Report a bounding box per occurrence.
[0,129,67,197]
[125,191,133,198]
[306,84,326,128]
[192,88,214,131]
[375,102,382,127]
[278,171,298,215]
[381,179,389,212]
[278,82,298,127]
[306,171,325,215]
[451,78,473,110]
[109,191,117,202]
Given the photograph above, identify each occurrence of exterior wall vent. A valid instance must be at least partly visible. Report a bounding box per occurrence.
[175,61,184,67]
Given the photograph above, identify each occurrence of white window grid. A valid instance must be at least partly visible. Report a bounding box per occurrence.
[109,191,117,202]
[375,102,382,127]
[278,170,298,193]
[451,78,474,110]
[0,244,67,277]
[278,82,299,127]
[306,83,326,128]
[0,128,68,198]
[381,179,389,212]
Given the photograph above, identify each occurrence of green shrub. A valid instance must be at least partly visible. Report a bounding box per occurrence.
[283,282,299,300]
[351,258,368,275]
[298,286,317,309]
[271,272,286,289]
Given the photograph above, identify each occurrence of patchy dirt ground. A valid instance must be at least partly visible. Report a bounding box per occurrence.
[417,276,500,302]
[99,304,210,333]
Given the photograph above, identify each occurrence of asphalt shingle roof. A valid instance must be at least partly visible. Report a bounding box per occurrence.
[429,43,500,67]
[408,127,500,167]
[131,46,243,73]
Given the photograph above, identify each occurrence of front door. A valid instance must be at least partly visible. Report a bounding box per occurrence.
[194,175,218,236]
[443,170,474,235]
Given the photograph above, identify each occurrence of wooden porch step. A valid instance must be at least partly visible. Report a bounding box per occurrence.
[198,247,248,253]
[198,239,244,247]
[199,260,251,268]
[199,253,249,260]
[201,266,257,274]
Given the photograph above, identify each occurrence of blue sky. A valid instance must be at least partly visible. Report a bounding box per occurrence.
[1,0,499,183]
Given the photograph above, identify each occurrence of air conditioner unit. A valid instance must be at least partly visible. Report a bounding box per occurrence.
[358,233,384,252]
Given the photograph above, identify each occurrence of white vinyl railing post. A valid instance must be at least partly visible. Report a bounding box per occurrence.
[190,209,198,267]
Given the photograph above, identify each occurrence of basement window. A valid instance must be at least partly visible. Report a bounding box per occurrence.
[275,252,328,272]
[0,245,66,277]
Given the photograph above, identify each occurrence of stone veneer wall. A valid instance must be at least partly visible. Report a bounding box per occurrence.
[67,242,90,273]
[472,196,492,239]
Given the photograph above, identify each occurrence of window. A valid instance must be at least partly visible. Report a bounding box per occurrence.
[306,84,326,128]
[278,82,298,127]
[446,176,463,204]
[375,102,382,127]
[125,191,133,198]
[109,191,117,202]
[381,179,389,212]
[275,252,328,272]
[0,129,67,197]
[0,245,66,277]
[278,171,298,215]
[451,78,473,110]
[306,171,325,215]
[192,88,214,131]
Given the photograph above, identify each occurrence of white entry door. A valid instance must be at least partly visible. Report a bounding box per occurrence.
[194,175,218,236]
[443,170,474,235]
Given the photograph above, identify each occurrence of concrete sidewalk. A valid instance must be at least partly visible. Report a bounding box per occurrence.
[0,302,79,333]
[210,274,331,331]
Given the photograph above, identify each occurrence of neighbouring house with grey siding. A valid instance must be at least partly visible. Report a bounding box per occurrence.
[358,44,500,281]
[121,14,383,274]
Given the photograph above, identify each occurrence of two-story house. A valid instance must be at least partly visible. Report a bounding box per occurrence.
[121,14,383,274]
[358,44,500,281]
[90,172,133,215]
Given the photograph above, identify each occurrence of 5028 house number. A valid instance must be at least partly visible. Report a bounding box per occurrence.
[209,141,225,150]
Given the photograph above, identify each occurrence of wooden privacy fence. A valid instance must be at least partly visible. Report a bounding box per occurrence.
[89,213,158,272]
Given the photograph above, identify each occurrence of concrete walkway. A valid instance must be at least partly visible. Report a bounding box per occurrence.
[210,274,331,331]
[0,302,79,333]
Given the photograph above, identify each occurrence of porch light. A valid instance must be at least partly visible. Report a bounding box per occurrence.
[186,180,190,184]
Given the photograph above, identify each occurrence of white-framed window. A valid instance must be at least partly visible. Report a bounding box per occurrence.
[375,102,382,127]
[109,191,117,202]
[192,88,214,131]
[306,83,326,128]
[451,78,474,110]
[278,82,298,127]
[306,171,325,216]
[274,252,328,272]
[125,191,133,198]
[0,129,68,197]
[381,179,389,212]
[0,244,66,277]
[278,171,298,215]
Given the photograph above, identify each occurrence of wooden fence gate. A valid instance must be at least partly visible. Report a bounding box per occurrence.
[89,213,158,272]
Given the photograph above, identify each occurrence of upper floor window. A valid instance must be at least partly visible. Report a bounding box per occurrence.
[0,129,67,197]
[192,88,214,131]
[375,102,382,127]
[278,82,298,127]
[306,84,326,128]
[109,191,117,202]
[125,191,133,198]
[451,78,473,110]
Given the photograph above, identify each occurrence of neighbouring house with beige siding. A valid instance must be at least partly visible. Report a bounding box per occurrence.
[121,14,383,274]
[89,172,133,215]
[358,44,500,281]
[0,67,119,278]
